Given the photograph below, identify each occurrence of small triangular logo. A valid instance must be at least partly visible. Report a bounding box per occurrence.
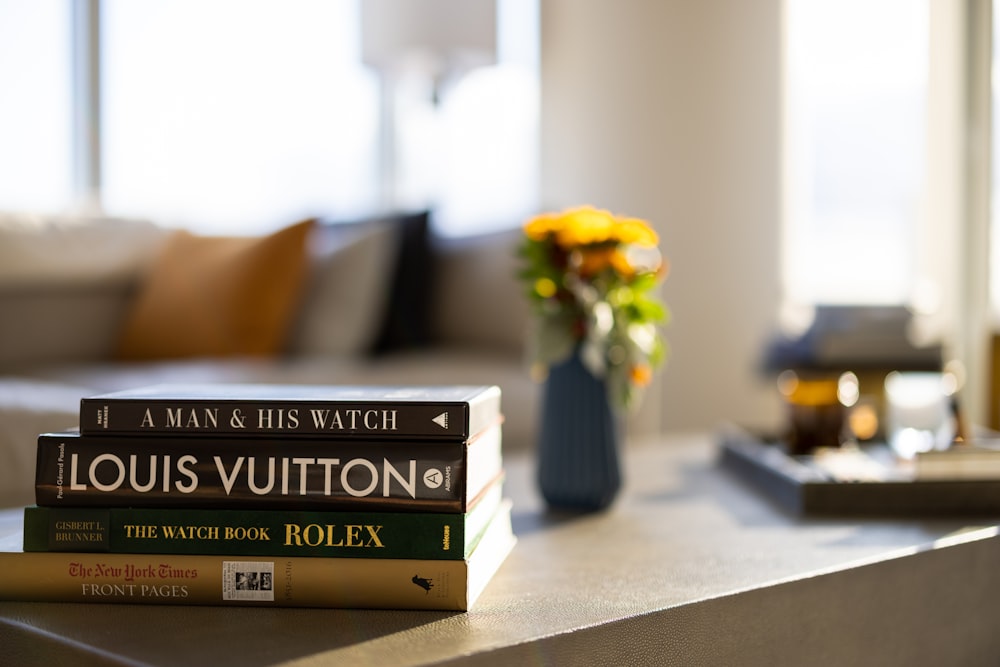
[432,412,449,429]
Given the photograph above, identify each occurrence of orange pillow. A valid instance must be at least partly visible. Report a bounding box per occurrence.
[116,218,315,360]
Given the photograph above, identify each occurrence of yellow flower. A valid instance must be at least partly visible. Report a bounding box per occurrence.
[534,277,558,298]
[630,364,653,387]
[609,249,639,278]
[576,247,658,279]
[524,206,658,250]
[523,206,611,246]
[523,212,563,241]
[614,217,659,247]
[573,246,617,277]
[554,206,617,246]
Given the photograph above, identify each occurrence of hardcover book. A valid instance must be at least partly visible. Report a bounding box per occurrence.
[0,501,516,611]
[23,478,503,560]
[913,442,1000,480]
[35,425,503,513]
[79,383,502,441]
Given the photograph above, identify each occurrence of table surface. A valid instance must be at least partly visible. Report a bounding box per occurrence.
[2,432,999,666]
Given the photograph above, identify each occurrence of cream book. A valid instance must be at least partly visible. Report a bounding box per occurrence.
[913,443,1000,481]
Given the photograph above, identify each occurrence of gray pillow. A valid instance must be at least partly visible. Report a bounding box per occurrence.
[287,220,399,357]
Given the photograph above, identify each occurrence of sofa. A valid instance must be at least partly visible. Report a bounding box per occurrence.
[0,210,539,508]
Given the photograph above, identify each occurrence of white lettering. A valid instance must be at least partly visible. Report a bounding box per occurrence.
[215,457,244,496]
[341,459,378,497]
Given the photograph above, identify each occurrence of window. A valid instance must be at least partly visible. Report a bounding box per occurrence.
[782,0,929,308]
[0,0,74,211]
[101,0,380,234]
[785,0,1000,426]
[0,0,539,236]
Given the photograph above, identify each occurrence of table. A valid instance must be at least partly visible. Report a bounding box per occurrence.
[2,433,999,666]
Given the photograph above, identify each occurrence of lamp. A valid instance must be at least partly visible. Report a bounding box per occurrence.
[361,0,497,84]
[360,0,497,208]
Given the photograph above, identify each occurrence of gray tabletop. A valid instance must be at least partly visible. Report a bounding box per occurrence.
[2,432,999,666]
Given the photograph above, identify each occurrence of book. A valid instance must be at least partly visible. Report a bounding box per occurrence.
[913,442,1000,480]
[35,424,503,513]
[79,383,502,441]
[0,501,515,611]
[23,477,503,560]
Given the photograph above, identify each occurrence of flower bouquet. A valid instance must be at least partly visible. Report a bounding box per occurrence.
[518,205,668,412]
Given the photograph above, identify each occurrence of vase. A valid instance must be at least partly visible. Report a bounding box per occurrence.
[536,351,622,512]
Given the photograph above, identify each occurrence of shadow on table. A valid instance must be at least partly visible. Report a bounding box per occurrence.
[1,601,460,667]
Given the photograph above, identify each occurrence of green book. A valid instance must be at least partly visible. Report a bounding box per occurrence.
[23,479,503,561]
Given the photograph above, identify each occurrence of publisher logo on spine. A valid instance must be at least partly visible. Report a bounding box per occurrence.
[423,469,443,489]
[422,466,452,492]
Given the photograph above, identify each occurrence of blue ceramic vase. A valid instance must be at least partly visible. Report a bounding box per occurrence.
[537,351,622,512]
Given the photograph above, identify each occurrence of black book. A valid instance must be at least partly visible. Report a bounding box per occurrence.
[35,425,503,513]
[79,384,501,441]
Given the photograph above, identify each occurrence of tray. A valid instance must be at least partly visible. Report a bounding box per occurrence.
[716,426,1000,517]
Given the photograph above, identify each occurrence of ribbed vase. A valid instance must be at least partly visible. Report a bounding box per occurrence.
[536,351,622,512]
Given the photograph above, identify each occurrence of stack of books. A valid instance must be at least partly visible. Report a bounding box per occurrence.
[0,384,515,610]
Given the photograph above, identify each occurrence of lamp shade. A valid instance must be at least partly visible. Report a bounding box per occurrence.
[361,0,497,72]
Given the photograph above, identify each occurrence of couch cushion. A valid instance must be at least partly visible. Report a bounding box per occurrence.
[0,379,87,508]
[0,212,166,286]
[0,282,136,371]
[116,218,315,360]
[0,213,166,370]
[430,228,530,354]
[286,219,398,357]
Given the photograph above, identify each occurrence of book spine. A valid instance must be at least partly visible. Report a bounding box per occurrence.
[22,505,479,560]
[35,433,467,512]
[80,398,476,439]
[0,550,472,610]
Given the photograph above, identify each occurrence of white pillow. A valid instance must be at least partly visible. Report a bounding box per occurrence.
[0,212,168,286]
[286,220,399,357]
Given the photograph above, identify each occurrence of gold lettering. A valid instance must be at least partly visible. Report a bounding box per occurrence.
[365,525,384,547]
[282,523,382,548]
[284,523,302,546]
[125,524,157,539]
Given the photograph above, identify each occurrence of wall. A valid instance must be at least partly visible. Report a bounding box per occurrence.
[539,0,784,434]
